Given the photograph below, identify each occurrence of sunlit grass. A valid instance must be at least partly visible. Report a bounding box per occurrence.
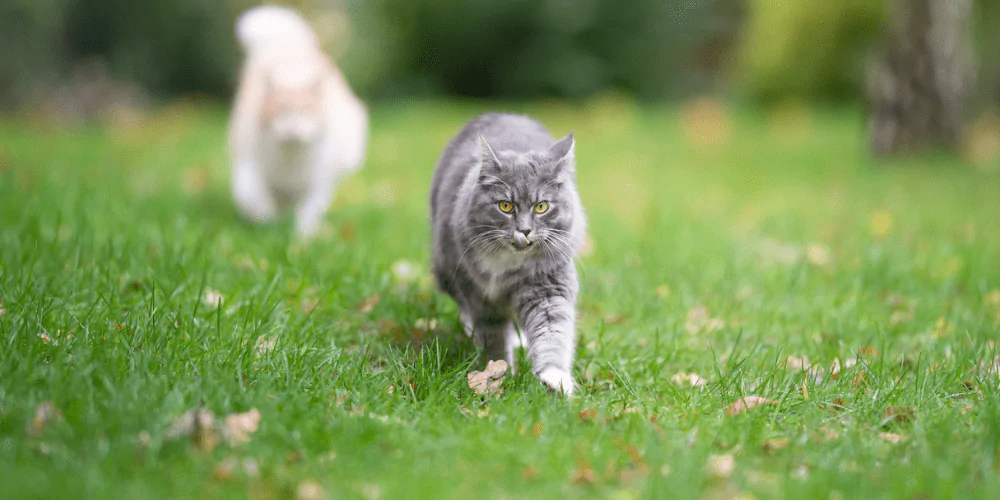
[1,99,1000,498]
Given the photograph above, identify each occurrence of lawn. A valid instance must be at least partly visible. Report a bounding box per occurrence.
[2,98,1000,499]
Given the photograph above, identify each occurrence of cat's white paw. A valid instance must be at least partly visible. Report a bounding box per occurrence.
[537,368,575,396]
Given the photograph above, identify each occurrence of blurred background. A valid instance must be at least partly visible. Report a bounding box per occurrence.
[1,0,999,158]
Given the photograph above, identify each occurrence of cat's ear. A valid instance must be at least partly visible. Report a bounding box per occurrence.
[547,133,575,163]
[547,133,575,175]
[479,135,501,172]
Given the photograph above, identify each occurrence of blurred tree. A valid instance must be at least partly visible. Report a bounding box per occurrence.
[867,0,973,156]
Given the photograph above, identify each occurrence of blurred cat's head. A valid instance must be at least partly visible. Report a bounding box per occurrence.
[260,68,324,145]
[466,134,580,259]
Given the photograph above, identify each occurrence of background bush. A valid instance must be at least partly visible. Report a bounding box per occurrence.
[0,0,997,108]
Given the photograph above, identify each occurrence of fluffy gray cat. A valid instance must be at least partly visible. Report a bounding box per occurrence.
[430,113,586,395]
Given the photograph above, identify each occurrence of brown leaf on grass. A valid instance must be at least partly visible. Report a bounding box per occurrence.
[357,294,381,314]
[221,409,261,446]
[670,372,707,387]
[685,306,725,334]
[532,421,544,438]
[203,288,224,308]
[815,426,840,441]
[296,480,324,500]
[466,359,508,395]
[604,314,627,325]
[763,438,790,453]
[166,403,219,451]
[339,222,357,242]
[459,407,490,419]
[726,396,778,415]
[213,456,238,481]
[570,460,596,484]
[705,454,735,478]
[878,432,905,444]
[522,466,538,480]
[255,336,276,357]
[857,345,879,357]
[786,356,811,372]
[883,406,915,425]
[578,408,598,422]
[27,401,61,437]
[182,164,210,195]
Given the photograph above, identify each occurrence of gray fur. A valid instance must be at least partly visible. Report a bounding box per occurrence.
[430,113,586,395]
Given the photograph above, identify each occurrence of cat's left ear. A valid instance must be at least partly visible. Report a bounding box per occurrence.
[546,133,575,173]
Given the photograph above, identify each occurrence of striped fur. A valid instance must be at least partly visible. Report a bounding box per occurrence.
[430,113,586,395]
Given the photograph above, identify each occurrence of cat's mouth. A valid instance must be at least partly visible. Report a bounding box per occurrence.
[511,233,535,251]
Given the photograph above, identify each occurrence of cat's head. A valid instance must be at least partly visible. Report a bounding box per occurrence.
[465,134,580,259]
[260,70,324,145]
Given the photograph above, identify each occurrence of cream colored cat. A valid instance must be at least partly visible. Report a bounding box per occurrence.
[229,6,367,237]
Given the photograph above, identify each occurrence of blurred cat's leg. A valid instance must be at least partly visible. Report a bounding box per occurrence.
[294,182,334,238]
[233,162,278,223]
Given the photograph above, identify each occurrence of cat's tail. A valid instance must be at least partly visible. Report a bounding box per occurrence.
[236,5,318,53]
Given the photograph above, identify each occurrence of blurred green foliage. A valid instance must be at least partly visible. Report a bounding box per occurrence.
[734,0,885,103]
[357,0,740,99]
[1,0,998,107]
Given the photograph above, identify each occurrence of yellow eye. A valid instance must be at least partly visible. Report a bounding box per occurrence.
[498,200,514,213]
[534,201,549,214]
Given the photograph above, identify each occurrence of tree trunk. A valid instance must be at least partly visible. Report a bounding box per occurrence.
[868,0,973,156]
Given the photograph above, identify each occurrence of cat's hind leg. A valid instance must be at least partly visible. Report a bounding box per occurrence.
[471,315,515,368]
[233,162,278,223]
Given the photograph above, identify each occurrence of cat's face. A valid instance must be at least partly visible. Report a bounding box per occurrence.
[261,78,323,144]
[466,134,578,260]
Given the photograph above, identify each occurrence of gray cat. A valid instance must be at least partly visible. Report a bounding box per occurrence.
[430,113,586,395]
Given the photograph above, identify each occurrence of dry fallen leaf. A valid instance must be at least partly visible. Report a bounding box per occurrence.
[213,456,238,480]
[296,480,325,500]
[726,396,778,415]
[578,408,598,422]
[467,359,508,395]
[763,438,790,453]
[685,306,725,334]
[166,403,219,451]
[27,401,60,437]
[570,460,596,484]
[221,408,261,446]
[878,432,905,444]
[357,294,381,314]
[522,466,538,480]
[786,356,811,372]
[806,245,831,267]
[705,454,735,478]
[816,426,840,441]
[883,406,915,425]
[670,372,707,387]
[203,289,224,308]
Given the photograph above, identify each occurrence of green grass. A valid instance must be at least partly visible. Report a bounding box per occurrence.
[2,98,1000,499]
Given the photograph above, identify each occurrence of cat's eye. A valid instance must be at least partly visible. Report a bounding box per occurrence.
[498,200,514,213]
[533,201,549,214]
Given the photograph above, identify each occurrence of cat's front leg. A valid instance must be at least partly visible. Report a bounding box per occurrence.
[233,162,278,223]
[514,288,577,396]
[294,183,334,238]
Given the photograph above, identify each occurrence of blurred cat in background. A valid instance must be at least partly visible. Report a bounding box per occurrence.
[229,6,367,237]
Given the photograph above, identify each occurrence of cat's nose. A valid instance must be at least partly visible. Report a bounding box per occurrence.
[518,229,532,238]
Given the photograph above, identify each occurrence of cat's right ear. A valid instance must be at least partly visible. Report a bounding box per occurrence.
[479,135,501,173]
